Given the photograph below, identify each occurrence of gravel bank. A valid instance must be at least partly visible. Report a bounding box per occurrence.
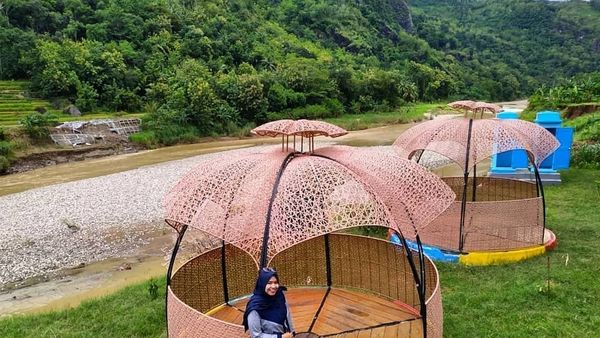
[0,149,238,287]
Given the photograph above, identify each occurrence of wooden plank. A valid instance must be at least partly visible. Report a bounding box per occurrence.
[209,287,422,337]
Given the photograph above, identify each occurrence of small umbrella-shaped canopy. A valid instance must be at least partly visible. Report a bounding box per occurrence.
[448,100,475,110]
[164,145,455,267]
[251,119,348,138]
[472,101,501,114]
[393,118,560,172]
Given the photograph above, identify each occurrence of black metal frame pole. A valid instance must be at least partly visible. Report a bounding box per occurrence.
[415,234,427,335]
[458,119,474,253]
[259,152,297,268]
[307,234,333,333]
[324,234,332,286]
[221,240,230,304]
[395,230,428,338]
[165,224,189,335]
[415,149,424,164]
[532,162,547,244]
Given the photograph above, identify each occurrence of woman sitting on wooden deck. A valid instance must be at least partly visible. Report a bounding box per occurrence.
[243,268,296,338]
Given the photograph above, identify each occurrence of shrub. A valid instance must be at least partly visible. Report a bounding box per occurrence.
[566,113,600,143]
[129,131,158,148]
[324,98,344,117]
[155,124,199,145]
[130,123,199,147]
[0,155,10,174]
[0,141,14,157]
[224,122,256,138]
[19,112,59,141]
[571,143,600,169]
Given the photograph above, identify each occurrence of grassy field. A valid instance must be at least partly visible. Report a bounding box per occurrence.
[0,279,167,337]
[323,103,449,131]
[1,169,598,337]
[441,169,600,337]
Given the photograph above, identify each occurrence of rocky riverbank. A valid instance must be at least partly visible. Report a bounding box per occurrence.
[0,148,242,288]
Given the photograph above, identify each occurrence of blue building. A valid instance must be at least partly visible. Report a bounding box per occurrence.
[489,110,573,184]
[535,111,574,173]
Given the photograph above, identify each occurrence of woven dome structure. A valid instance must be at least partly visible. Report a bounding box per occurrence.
[394,118,559,173]
[164,145,455,337]
[393,117,560,254]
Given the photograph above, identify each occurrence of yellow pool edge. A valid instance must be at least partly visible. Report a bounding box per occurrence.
[459,230,557,266]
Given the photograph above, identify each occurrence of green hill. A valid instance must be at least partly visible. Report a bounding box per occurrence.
[410,0,600,88]
[1,0,598,138]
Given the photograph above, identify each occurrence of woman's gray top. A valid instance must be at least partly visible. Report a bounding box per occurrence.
[247,302,295,338]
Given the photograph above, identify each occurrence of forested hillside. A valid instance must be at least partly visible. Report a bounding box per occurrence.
[411,0,600,98]
[0,0,598,141]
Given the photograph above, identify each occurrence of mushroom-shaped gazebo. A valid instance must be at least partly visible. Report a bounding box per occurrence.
[251,119,348,153]
[448,100,502,119]
[393,117,560,264]
[164,144,455,337]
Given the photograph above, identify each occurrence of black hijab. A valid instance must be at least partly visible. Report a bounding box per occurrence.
[242,268,288,331]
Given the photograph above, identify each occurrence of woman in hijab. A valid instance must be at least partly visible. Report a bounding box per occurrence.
[243,267,296,338]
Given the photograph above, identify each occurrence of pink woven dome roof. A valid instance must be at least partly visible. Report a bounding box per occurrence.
[448,100,476,110]
[393,118,560,172]
[251,119,348,138]
[164,146,455,266]
[448,100,501,114]
[472,101,501,113]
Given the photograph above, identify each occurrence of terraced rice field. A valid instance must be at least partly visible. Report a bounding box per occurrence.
[0,81,144,128]
[0,81,60,128]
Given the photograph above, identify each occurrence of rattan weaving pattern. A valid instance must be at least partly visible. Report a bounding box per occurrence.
[269,236,328,287]
[461,198,544,251]
[170,246,225,313]
[448,100,476,110]
[167,287,245,337]
[393,118,560,172]
[425,270,443,338]
[165,146,456,265]
[224,245,261,301]
[266,155,395,264]
[317,146,456,235]
[417,197,544,251]
[443,177,538,202]
[164,148,283,262]
[328,234,420,307]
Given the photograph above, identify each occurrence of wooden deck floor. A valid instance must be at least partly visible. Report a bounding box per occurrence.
[210,287,423,337]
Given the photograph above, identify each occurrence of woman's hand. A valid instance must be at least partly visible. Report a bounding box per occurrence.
[282,333,293,338]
